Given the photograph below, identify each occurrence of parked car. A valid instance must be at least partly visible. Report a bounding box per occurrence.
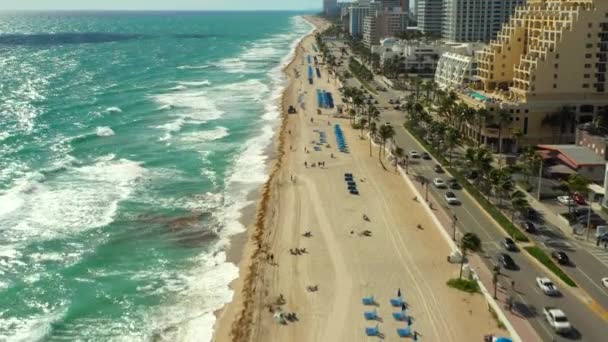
[572,192,586,205]
[434,164,444,173]
[557,196,575,206]
[421,152,431,160]
[521,221,536,233]
[523,208,540,221]
[602,277,608,288]
[444,191,460,205]
[393,105,401,110]
[466,170,478,180]
[433,178,447,189]
[536,277,559,296]
[498,253,517,270]
[542,307,572,335]
[551,251,571,265]
[409,151,420,159]
[503,237,517,251]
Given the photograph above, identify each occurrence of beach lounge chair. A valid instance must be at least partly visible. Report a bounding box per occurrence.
[362,295,375,305]
[397,326,411,337]
[364,309,378,320]
[392,311,407,321]
[365,324,379,336]
[350,189,359,195]
[390,297,404,307]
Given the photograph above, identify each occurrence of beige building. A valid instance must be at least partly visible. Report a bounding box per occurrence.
[459,0,608,152]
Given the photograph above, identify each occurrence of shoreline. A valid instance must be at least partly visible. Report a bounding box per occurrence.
[212,16,321,342]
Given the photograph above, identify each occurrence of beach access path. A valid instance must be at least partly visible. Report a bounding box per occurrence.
[221,17,506,342]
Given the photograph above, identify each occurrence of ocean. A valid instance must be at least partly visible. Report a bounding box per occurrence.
[0,11,313,341]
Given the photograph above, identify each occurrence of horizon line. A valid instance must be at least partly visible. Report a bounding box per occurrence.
[0,9,322,12]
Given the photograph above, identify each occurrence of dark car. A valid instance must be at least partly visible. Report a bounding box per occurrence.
[448,179,461,190]
[421,152,432,160]
[551,251,571,265]
[434,164,444,173]
[498,253,517,270]
[466,170,478,180]
[523,208,540,221]
[503,237,517,251]
[522,221,536,233]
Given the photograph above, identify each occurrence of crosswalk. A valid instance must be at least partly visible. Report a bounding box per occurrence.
[587,246,608,267]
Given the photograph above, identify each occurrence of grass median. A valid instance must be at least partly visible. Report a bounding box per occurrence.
[404,123,529,242]
[447,278,480,293]
[524,246,576,287]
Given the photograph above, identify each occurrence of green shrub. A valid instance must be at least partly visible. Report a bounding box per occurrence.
[524,247,576,287]
[447,278,480,293]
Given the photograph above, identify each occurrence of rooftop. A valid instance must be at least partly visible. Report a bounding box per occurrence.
[538,144,606,168]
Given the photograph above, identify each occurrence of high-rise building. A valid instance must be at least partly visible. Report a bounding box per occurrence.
[375,0,409,9]
[416,0,444,36]
[323,0,339,17]
[363,8,410,47]
[443,0,525,42]
[349,5,372,38]
[462,0,608,149]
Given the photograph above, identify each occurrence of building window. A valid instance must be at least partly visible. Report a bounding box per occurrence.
[555,63,559,68]
[586,53,593,58]
[554,74,558,78]
[553,84,557,88]
[587,43,594,48]
[583,84,590,88]
[524,117,528,135]
[525,109,529,113]
[585,63,592,68]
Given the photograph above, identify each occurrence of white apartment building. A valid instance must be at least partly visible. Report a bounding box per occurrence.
[373,38,445,76]
[443,0,525,42]
[434,43,485,89]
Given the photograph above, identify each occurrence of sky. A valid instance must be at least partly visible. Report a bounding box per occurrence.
[0,0,322,11]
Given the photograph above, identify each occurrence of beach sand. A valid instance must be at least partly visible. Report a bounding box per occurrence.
[213,16,505,342]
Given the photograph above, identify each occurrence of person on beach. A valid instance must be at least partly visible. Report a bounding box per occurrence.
[304,161,307,167]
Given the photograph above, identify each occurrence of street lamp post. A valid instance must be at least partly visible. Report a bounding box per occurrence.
[452,214,458,241]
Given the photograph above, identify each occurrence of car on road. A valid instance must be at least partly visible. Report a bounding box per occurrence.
[393,105,401,110]
[421,152,431,160]
[542,307,572,335]
[521,221,536,233]
[444,191,460,205]
[388,99,394,104]
[409,150,420,159]
[434,164,444,173]
[448,179,461,190]
[498,253,517,270]
[551,251,571,265]
[536,277,559,296]
[602,277,608,288]
[503,237,517,251]
[557,195,575,206]
[433,178,447,189]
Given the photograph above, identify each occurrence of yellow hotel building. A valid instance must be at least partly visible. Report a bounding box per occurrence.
[460,0,608,152]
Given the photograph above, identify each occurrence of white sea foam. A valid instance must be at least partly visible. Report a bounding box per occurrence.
[179,126,229,143]
[0,306,67,342]
[106,107,122,113]
[95,126,115,137]
[177,65,210,70]
[155,118,186,141]
[0,158,145,243]
[152,91,224,122]
[177,80,211,87]
[0,131,9,141]
[169,85,188,91]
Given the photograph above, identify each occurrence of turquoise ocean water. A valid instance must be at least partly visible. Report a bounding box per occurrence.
[0,11,312,341]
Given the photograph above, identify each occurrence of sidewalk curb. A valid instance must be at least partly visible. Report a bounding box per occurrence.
[369,134,522,342]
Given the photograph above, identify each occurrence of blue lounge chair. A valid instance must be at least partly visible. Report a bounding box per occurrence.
[397,326,411,337]
[364,309,378,320]
[365,324,380,336]
[350,189,359,195]
[392,311,407,321]
[362,295,375,305]
[390,297,404,307]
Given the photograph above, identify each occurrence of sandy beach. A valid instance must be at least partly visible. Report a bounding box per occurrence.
[213,16,504,342]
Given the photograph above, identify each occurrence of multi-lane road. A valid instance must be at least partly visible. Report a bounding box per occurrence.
[325,42,608,340]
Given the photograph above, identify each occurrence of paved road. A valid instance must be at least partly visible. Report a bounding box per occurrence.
[327,52,608,341]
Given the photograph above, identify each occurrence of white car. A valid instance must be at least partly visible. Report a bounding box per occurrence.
[444,191,460,205]
[408,150,420,159]
[433,178,447,188]
[536,277,559,296]
[542,307,572,334]
[602,277,608,288]
[557,196,575,206]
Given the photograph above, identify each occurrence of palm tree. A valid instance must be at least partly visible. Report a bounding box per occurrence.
[464,146,493,186]
[460,232,481,279]
[412,77,423,101]
[378,123,396,163]
[475,108,491,147]
[510,190,529,223]
[493,109,512,157]
[369,121,377,157]
[359,118,368,138]
[444,127,459,167]
[394,147,404,172]
[421,80,436,103]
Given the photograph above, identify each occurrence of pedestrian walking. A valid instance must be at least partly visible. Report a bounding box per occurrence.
[397,288,401,297]
[401,303,406,311]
